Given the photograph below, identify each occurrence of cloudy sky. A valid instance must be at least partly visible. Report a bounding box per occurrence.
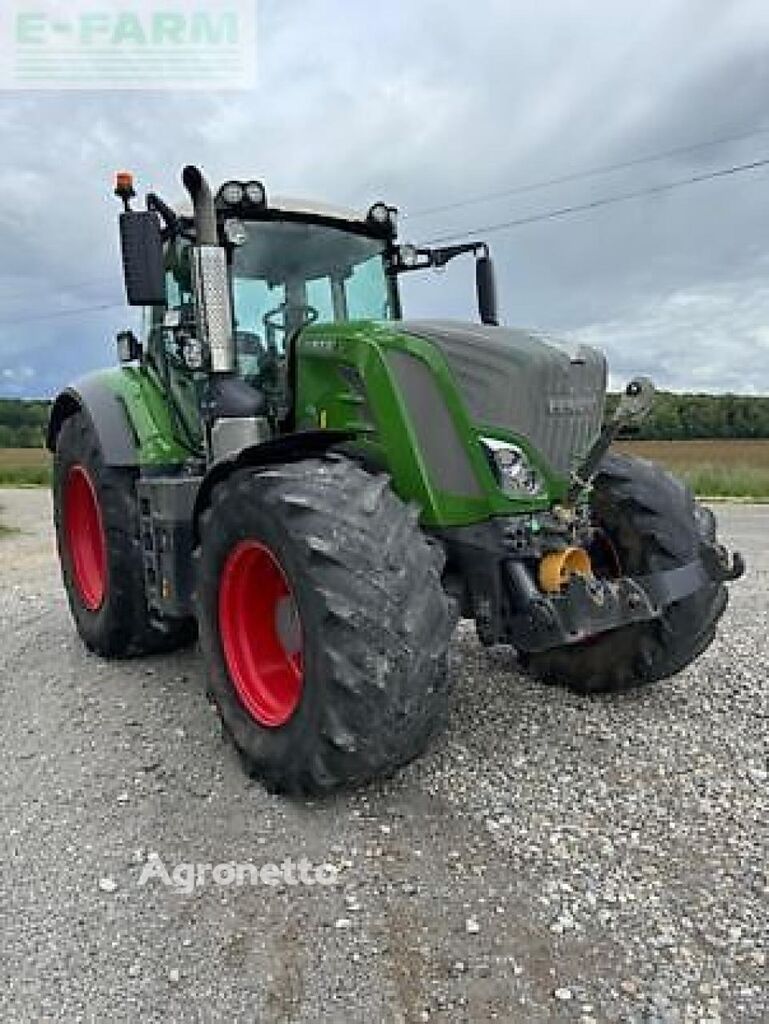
[1,0,769,396]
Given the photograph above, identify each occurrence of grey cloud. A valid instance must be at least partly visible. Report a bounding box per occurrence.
[1,0,768,395]
[570,271,769,393]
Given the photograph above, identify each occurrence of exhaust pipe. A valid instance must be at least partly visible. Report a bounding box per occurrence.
[182,164,218,246]
[181,165,235,373]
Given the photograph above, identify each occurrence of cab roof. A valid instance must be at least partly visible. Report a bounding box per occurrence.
[174,194,371,227]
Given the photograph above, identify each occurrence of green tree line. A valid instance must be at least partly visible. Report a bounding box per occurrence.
[0,399,50,447]
[605,392,769,439]
[1,393,768,447]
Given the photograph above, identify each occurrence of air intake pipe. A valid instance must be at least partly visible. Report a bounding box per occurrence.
[182,164,235,373]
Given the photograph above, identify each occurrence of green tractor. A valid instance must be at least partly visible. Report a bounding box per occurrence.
[48,165,744,794]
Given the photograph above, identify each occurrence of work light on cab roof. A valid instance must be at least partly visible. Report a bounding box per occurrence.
[216,180,267,211]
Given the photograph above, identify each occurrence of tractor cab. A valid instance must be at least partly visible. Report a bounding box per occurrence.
[118,169,499,450]
[170,189,402,391]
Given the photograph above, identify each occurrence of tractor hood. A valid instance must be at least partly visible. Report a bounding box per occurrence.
[398,320,607,476]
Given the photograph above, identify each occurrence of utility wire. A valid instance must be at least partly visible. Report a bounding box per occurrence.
[0,301,123,328]
[406,125,769,220]
[4,154,768,326]
[423,156,769,245]
[0,274,115,305]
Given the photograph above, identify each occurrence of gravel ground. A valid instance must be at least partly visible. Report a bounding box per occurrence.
[0,489,766,1024]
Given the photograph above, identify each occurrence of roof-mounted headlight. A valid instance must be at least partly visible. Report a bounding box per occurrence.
[368,202,390,224]
[245,180,266,207]
[219,181,245,206]
[367,201,397,235]
[217,180,267,210]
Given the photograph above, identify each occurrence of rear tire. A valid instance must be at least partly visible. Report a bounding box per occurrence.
[522,453,728,694]
[195,456,456,795]
[53,411,195,657]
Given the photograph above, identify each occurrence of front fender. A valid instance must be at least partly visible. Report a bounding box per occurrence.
[191,429,353,542]
[46,378,139,466]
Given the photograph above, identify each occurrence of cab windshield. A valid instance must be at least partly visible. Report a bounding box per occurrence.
[231,220,394,376]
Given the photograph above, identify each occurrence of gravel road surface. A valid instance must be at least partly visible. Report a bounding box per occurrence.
[0,489,766,1023]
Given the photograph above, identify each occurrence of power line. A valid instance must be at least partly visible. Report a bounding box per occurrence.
[422,156,769,246]
[406,125,769,220]
[0,301,123,328]
[0,274,115,307]
[4,153,767,326]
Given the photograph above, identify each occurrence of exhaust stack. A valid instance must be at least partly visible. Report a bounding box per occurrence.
[182,164,217,246]
[182,164,235,373]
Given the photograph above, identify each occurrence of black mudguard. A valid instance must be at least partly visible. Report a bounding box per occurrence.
[191,429,353,542]
[46,378,139,466]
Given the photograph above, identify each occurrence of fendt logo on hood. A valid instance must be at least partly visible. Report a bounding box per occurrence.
[547,395,600,415]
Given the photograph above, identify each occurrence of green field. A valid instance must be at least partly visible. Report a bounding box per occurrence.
[616,439,769,499]
[0,439,767,497]
[0,441,767,496]
[0,448,52,487]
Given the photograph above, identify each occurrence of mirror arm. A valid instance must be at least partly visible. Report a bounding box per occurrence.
[432,241,485,267]
[147,192,179,243]
[392,240,490,274]
[390,237,498,325]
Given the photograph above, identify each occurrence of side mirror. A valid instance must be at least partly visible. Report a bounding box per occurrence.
[476,255,498,326]
[119,211,165,306]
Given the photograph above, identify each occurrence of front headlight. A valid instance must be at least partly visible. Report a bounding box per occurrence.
[480,437,545,497]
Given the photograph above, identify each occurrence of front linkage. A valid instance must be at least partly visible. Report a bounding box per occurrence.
[438,378,744,656]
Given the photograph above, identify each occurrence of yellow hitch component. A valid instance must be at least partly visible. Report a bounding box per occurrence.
[538,546,593,594]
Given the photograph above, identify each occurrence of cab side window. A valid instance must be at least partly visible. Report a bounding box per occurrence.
[145,237,203,450]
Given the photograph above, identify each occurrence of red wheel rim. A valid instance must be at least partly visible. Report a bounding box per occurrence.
[63,465,107,611]
[218,540,304,728]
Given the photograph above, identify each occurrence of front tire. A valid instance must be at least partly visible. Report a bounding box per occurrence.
[195,456,456,795]
[53,411,195,657]
[523,453,728,694]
